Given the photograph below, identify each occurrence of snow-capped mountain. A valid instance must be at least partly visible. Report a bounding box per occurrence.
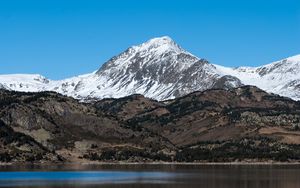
[92,36,241,99]
[215,54,300,100]
[0,74,50,92]
[0,36,299,101]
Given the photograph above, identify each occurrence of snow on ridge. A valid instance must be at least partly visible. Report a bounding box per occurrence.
[0,74,48,81]
[131,36,196,59]
[213,55,300,100]
[0,74,51,92]
[0,36,299,101]
[285,54,300,62]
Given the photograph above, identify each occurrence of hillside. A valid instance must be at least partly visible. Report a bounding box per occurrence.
[0,87,300,163]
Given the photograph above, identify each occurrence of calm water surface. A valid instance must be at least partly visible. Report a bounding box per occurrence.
[0,164,299,188]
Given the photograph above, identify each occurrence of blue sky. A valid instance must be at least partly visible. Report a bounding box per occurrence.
[0,0,299,79]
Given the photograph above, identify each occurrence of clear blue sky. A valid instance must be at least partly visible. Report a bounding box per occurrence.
[0,0,299,79]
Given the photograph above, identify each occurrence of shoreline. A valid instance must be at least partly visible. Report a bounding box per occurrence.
[1,161,300,166]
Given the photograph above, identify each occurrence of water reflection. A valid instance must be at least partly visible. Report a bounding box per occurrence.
[0,164,299,188]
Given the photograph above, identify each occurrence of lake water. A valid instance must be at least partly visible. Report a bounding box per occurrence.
[0,164,299,188]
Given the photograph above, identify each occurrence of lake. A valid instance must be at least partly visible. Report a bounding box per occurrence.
[0,164,299,188]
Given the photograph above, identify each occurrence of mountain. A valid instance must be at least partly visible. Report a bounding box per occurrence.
[0,36,299,101]
[215,54,300,101]
[49,36,242,100]
[91,36,243,100]
[0,86,300,163]
[0,74,50,92]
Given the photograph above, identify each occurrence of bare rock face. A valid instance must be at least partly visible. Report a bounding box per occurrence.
[212,75,243,89]
[0,87,300,163]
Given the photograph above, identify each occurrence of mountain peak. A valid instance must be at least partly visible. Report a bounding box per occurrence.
[132,36,184,55]
[146,36,174,45]
[97,36,196,75]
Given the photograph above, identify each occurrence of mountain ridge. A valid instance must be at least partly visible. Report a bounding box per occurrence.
[0,36,299,101]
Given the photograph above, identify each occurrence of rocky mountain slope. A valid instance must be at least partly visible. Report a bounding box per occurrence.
[0,36,299,101]
[0,86,300,163]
